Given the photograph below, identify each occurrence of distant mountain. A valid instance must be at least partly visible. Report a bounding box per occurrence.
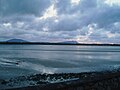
[60,41,79,44]
[6,39,28,43]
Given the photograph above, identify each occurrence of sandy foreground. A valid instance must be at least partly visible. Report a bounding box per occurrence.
[0,69,120,90]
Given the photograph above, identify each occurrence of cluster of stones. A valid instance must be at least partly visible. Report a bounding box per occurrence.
[0,70,120,90]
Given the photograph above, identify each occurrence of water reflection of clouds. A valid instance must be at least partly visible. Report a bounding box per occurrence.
[0,45,120,79]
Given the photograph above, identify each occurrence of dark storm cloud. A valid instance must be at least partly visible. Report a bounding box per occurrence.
[0,0,51,16]
[55,0,120,29]
[55,0,97,15]
[0,0,120,43]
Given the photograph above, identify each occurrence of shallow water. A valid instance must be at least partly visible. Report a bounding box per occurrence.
[0,45,120,79]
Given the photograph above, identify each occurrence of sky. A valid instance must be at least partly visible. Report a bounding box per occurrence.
[0,0,120,43]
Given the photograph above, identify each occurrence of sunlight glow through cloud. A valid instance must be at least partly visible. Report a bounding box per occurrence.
[3,23,12,28]
[105,0,120,6]
[71,0,80,5]
[39,4,57,20]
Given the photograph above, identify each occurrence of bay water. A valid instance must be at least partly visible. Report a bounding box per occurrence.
[0,45,120,80]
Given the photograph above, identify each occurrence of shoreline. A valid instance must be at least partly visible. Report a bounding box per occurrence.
[1,69,120,90]
[0,42,120,46]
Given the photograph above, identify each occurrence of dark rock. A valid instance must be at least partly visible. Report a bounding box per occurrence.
[1,80,8,85]
[36,81,48,85]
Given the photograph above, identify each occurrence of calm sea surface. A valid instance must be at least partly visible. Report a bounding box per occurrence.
[0,45,120,79]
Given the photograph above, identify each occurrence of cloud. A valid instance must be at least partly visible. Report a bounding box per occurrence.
[0,0,120,43]
[0,0,51,17]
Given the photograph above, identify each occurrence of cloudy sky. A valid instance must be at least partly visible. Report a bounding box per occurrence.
[0,0,120,43]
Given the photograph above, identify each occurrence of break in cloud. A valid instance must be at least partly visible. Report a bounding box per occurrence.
[0,0,120,43]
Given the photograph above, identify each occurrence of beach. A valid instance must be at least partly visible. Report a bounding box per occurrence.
[0,69,120,90]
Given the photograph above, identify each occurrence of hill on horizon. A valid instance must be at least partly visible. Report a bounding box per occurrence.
[6,39,28,43]
[5,39,79,44]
